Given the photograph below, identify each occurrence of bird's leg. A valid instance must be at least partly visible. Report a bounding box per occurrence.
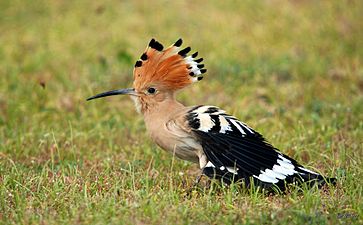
[185,171,206,196]
[192,169,212,189]
[194,167,212,187]
[193,173,203,187]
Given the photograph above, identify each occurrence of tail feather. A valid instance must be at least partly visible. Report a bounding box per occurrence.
[310,174,337,187]
[202,166,336,192]
[290,172,337,190]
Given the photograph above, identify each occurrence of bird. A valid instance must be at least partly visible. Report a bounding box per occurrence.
[87,38,336,192]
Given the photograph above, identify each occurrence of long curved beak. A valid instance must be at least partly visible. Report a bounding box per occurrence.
[87,88,137,101]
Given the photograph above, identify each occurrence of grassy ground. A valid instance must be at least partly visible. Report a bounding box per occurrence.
[1,0,362,224]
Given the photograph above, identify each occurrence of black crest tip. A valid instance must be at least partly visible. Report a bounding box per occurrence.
[174,38,183,47]
[200,69,207,73]
[141,53,148,61]
[135,60,142,67]
[154,41,164,51]
[148,38,156,47]
[191,52,198,58]
[197,76,204,81]
[195,58,203,63]
[178,47,191,56]
[197,64,205,69]
[149,39,164,51]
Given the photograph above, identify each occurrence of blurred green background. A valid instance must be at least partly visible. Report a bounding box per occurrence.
[0,0,362,224]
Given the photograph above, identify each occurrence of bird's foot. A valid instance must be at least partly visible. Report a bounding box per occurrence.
[185,174,212,197]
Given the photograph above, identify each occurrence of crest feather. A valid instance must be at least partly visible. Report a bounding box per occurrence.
[133,38,206,90]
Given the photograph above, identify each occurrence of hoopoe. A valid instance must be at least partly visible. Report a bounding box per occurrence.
[87,38,336,191]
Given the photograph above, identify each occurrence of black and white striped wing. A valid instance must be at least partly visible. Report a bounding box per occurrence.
[186,105,322,189]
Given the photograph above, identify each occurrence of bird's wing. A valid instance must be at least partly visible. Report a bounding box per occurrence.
[180,105,322,188]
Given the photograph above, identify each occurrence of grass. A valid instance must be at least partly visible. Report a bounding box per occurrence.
[0,0,362,224]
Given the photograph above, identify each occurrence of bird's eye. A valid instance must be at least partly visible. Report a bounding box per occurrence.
[147,87,156,94]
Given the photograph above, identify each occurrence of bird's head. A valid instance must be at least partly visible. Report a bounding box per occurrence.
[87,38,206,113]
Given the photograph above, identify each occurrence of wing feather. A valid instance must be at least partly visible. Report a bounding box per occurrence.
[198,131,277,178]
[184,105,327,189]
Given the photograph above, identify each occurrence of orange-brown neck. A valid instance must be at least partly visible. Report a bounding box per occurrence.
[142,93,185,138]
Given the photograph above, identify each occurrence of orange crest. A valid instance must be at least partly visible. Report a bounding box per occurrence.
[133,38,206,91]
